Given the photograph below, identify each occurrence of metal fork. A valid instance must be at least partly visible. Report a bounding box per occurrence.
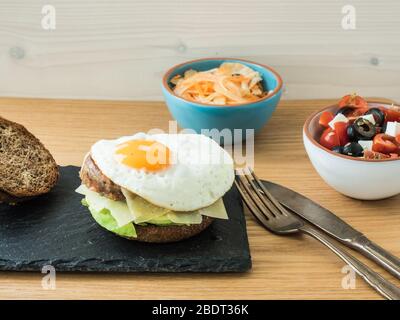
[235,168,400,300]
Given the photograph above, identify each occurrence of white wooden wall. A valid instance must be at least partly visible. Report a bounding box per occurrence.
[1,0,400,101]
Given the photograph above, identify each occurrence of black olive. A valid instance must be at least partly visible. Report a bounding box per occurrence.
[352,118,376,140]
[343,142,364,157]
[347,125,358,141]
[365,108,385,127]
[332,146,344,154]
[336,106,355,116]
[380,122,387,134]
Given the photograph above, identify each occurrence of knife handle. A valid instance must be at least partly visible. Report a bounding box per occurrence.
[352,235,400,280]
[301,224,400,300]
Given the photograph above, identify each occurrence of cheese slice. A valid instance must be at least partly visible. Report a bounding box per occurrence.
[122,188,203,225]
[77,185,229,227]
[167,211,202,225]
[76,185,135,228]
[75,184,90,195]
[121,188,169,223]
[198,199,229,219]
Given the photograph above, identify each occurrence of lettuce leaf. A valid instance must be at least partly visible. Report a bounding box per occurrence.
[82,197,137,238]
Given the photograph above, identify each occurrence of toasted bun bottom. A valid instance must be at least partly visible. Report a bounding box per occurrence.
[119,216,214,243]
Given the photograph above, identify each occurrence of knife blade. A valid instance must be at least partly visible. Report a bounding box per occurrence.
[261,180,400,279]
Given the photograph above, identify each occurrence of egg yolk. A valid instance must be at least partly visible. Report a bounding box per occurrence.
[115,140,171,172]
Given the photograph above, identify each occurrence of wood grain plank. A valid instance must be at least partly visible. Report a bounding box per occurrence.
[0,97,399,299]
[1,1,400,100]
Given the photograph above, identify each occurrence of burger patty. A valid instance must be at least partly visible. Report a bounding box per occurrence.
[80,155,125,201]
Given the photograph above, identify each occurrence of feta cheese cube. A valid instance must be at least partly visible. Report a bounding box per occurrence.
[329,113,349,129]
[385,121,400,137]
[360,114,376,125]
[358,140,373,151]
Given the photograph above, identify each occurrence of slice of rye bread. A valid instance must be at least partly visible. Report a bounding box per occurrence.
[0,116,59,202]
[80,154,215,243]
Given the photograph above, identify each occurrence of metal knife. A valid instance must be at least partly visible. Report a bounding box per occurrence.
[262,180,400,279]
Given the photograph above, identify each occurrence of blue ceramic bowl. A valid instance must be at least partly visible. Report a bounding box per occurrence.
[162,58,283,141]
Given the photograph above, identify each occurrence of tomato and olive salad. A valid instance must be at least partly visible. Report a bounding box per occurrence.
[318,94,400,160]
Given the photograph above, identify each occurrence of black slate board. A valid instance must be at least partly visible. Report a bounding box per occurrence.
[0,166,251,273]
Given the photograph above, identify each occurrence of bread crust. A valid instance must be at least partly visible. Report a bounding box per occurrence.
[0,116,59,198]
[80,155,214,242]
[125,216,214,243]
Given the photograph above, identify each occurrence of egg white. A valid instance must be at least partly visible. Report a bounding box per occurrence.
[90,133,234,211]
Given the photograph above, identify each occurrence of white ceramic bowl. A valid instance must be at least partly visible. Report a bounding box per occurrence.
[303,102,400,200]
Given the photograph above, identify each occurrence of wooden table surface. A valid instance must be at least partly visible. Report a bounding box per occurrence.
[0,97,399,300]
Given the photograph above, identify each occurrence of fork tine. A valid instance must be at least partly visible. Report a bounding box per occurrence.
[241,171,281,218]
[247,167,289,216]
[234,180,259,217]
[234,180,270,228]
[235,170,304,235]
[235,174,274,220]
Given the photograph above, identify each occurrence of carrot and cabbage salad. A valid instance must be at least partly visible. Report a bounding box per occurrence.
[170,63,268,105]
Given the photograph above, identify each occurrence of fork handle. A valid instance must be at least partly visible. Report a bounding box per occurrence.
[351,235,400,280]
[300,224,400,300]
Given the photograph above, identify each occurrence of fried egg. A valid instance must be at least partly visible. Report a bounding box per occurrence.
[90,133,234,211]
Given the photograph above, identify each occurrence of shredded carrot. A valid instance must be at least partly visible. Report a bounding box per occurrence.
[171,63,267,105]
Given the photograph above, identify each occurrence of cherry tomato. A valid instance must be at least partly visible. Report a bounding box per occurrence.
[339,94,368,109]
[372,134,399,154]
[379,106,400,122]
[347,108,369,120]
[320,127,340,149]
[319,111,334,127]
[333,122,349,146]
[336,106,368,121]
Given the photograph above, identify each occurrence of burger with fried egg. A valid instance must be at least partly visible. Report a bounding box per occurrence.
[76,133,234,243]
